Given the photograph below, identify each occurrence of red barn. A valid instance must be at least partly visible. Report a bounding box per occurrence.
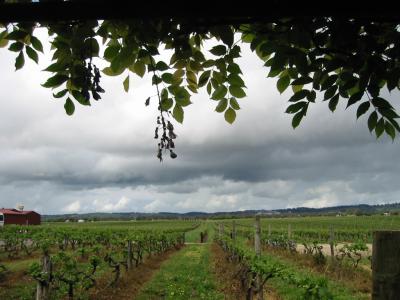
[0,208,41,225]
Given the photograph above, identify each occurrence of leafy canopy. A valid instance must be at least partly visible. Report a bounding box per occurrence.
[1,3,400,159]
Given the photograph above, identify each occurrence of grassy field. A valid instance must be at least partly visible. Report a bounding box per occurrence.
[136,243,223,300]
[0,215,398,299]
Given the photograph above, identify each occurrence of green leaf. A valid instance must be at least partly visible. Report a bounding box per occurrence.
[15,51,25,70]
[161,73,173,84]
[292,111,305,129]
[110,48,134,73]
[123,75,129,92]
[324,85,338,100]
[152,74,162,85]
[386,69,400,92]
[229,86,246,98]
[215,98,228,113]
[286,101,307,114]
[71,90,90,106]
[307,90,316,102]
[130,61,146,78]
[25,46,38,63]
[227,63,242,74]
[388,118,400,132]
[277,75,290,94]
[291,76,313,85]
[378,108,400,119]
[6,30,28,41]
[368,111,378,132]
[230,97,240,110]
[216,26,234,48]
[42,74,68,88]
[84,38,99,57]
[289,90,309,102]
[224,108,236,124]
[160,98,173,111]
[102,66,124,76]
[53,89,68,99]
[43,62,67,73]
[173,69,185,80]
[175,87,191,107]
[227,74,245,87]
[0,38,8,48]
[156,61,169,71]
[328,94,339,112]
[186,71,197,86]
[293,53,308,75]
[356,101,370,119]
[292,85,303,93]
[371,97,394,109]
[64,98,75,116]
[385,122,396,140]
[321,75,338,91]
[206,82,212,95]
[375,118,385,138]
[202,59,215,68]
[104,45,120,61]
[346,91,364,108]
[187,84,197,94]
[30,36,43,53]
[212,85,228,100]
[210,45,227,56]
[198,70,211,87]
[173,104,184,123]
[8,42,24,52]
[0,30,8,48]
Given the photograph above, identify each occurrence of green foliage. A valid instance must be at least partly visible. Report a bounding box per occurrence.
[2,13,400,160]
[336,241,369,268]
[217,237,333,300]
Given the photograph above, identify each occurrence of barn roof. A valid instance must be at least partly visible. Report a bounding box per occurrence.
[0,208,39,215]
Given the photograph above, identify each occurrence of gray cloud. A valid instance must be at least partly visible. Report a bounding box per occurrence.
[0,37,399,214]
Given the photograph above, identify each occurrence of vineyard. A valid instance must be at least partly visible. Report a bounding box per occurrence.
[0,215,399,299]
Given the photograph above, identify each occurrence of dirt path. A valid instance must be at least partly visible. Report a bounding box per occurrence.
[211,243,281,300]
[89,247,181,300]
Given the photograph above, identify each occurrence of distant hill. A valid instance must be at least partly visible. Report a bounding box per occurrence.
[42,202,400,221]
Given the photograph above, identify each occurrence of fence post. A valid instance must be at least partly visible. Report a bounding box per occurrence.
[288,224,292,239]
[372,231,400,300]
[36,253,51,300]
[254,214,263,300]
[219,223,222,239]
[127,240,133,270]
[329,225,334,258]
[268,223,271,237]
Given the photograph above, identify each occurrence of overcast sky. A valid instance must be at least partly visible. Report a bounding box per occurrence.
[0,32,399,214]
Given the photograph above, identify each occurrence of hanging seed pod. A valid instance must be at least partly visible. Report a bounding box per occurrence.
[170,150,177,159]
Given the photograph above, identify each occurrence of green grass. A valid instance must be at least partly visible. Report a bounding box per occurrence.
[0,281,36,300]
[136,244,224,300]
[184,221,214,243]
[3,256,38,271]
